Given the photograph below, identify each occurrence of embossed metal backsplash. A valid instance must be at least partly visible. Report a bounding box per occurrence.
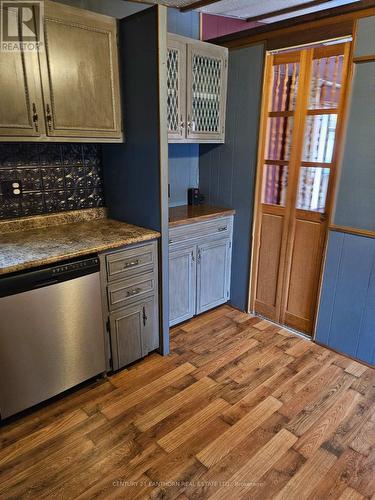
[0,144,104,220]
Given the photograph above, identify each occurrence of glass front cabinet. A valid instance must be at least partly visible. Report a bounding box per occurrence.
[167,34,228,143]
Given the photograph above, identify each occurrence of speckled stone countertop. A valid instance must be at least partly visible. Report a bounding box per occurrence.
[0,209,160,275]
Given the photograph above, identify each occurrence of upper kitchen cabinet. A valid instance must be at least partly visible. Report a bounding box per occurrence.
[0,1,122,142]
[167,34,228,143]
[0,6,45,138]
[40,1,121,140]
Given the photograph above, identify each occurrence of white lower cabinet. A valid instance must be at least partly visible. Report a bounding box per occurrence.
[169,216,233,326]
[169,245,197,327]
[196,239,232,314]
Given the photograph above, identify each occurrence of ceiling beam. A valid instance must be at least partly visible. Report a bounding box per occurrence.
[245,0,336,22]
[180,0,221,13]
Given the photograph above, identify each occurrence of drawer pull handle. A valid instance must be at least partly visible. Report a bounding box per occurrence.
[124,259,140,268]
[218,226,228,232]
[169,239,173,244]
[126,287,142,297]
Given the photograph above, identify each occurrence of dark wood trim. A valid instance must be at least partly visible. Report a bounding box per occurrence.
[245,0,335,23]
[180,0,220,12]
[208,1,375,48]
[353,54,375,62]
[329,224,375,239]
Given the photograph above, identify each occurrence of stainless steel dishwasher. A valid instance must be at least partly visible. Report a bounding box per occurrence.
[0,256,106,419]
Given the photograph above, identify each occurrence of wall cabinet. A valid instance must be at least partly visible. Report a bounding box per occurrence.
[0,1,122,142]
[169,216,233,326]
[101,241,159,371]
[167,33,228,144]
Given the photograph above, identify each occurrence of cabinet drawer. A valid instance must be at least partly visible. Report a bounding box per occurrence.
[105,242,156,281]
[107,272,156,311]
[169,217,233,245]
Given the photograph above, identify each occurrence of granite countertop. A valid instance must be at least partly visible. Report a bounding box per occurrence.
[169,204,235,227]
[0,209,160,275]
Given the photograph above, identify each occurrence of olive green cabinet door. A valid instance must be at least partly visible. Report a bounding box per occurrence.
[0,7,45,138]
[40,1,122,139]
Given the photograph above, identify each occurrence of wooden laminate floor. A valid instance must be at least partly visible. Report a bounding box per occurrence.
[1,306,374,499]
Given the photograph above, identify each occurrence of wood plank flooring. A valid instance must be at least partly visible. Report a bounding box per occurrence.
[0,305,374,499]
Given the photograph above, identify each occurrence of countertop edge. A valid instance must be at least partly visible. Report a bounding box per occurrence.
[169,208,236,228]
[0,232,160,276]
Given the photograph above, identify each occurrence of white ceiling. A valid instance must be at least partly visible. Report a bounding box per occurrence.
[139,0,360,22]
[197,0,360,22]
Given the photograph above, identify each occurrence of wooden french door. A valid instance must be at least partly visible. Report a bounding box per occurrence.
[251,42,351,335]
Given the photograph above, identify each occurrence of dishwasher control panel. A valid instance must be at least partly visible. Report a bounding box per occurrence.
[52,257,99,275]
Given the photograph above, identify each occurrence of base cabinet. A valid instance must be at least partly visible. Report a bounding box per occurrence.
[169,216,233,326]
[111,297,157,368]
[196,239,232,314]
[101,241,159,371]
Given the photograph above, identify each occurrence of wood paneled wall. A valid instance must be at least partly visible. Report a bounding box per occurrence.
[334,19,375,231]
[199,43,265,311]
[316,15,375,366]
[168,145,199,207]
[316,231,375,365]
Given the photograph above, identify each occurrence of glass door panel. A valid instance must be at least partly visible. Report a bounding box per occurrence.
[271,62,300,112]
[296,166,330,212]
[262,164,288,206]
[266,117,294,161]
[302,114,337,163]
[309,52,345,110]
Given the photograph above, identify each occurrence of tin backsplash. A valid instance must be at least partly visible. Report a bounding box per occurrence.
[0,144,105,220]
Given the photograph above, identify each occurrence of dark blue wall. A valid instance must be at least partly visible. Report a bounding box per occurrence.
[199,44,265,311]
[316,231,375,365]
[334,61,375,231]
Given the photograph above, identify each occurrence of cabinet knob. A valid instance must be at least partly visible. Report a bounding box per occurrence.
[218,226,227,232]
[126,287,141,297]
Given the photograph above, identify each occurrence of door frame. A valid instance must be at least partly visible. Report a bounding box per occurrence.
[248,40,353,337]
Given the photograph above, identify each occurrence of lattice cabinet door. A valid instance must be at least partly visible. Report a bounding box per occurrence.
[186,41,228,142]
[167,35,187,141]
